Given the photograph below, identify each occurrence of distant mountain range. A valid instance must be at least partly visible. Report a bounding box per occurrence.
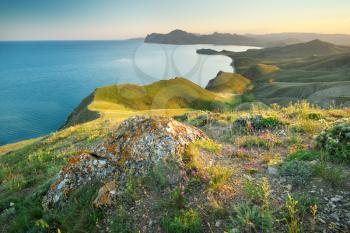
[145,30,350,47]
[145,29,260,46]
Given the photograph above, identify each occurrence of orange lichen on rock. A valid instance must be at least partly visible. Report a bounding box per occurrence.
[93,181,117,207]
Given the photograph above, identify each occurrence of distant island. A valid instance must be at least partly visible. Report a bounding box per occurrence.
[145,29,261,46]
[145,29,350,47]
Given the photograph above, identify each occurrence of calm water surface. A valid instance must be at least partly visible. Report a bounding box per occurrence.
[0,39,257,145]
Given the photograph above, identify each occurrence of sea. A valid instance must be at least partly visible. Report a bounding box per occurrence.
[0,39,258,145]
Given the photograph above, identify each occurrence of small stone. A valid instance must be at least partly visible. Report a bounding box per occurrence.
[286,184,292,191]
[331,213,340,221]
[330,195,343,203]
[215,220,222,227]
[9,202,14,207]
[309,160,318,165]
[267,167,278,175]
[230,228,239,233]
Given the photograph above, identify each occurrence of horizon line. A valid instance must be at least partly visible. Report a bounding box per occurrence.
[0,38,145,42]
[2,30,350,42]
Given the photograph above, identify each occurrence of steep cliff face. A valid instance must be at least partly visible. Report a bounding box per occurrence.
[63,93,100,128]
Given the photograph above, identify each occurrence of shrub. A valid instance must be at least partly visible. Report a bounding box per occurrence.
[287,134,303,145]
[233,115,284,132]
[316,122,350,163]
[307,113,322,120]
[240,136,272,150]
[124,177,139,203]
[189,115,208,127]
[161,209,203,233]
[110,207,133,233]
[285,195,300,233]
[312,163,345,186]
[251,116,283,131]
[229,202,272,233]
[278,161,313,186]
[291,192,319,217]
[261,153,282,165]
[287,150,319,161]
[192,140,222,154]
[144,162,170,192]
[162,187,186,210]
[290,119,322,135]
[243,178,270,208]
[207,166,232,192]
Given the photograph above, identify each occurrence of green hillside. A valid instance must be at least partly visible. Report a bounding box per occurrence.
[244,63,280,80]
[232,39,350,60]
[66,77,237,126]
[205,71,252,94]
[1,103,349,233]
[210,40,350,107]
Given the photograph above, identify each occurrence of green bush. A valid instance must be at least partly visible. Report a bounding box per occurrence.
[312,163,345,186]
[287,150,319,161]
[161,209,203,233]
[278,160,313,186]
[234,115,283,132]
[110,207,133,233]
[229,202,272,233]
[291,192,319,216]
[189,115,208,127]
[241,137,272,150]
[307,113,322,120]
[243,179,264,204]
[316,123,350,163]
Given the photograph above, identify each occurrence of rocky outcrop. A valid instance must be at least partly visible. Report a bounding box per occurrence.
[42,153,118,209]
[43,116,208,209]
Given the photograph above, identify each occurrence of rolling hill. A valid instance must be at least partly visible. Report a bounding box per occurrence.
[199,40,350,107]
[146,30,350,47]
[230,39,350,60]
[205,71,252,94]
[65,77,236,126]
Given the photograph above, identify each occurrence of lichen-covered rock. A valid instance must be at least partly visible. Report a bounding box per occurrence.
[42,153,118,209]
[104,116,208,174]
[43,116,208,209]
[93,181,117,207]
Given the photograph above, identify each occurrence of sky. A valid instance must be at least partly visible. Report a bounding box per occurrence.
[0,0,349,40]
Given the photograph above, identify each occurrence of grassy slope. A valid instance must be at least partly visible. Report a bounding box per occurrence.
[0,103,349,232]
[205,71,252,94]
[65,77,237,126]
[222,40,350,107]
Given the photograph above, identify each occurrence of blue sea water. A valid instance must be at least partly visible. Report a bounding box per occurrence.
[0,39,257,145]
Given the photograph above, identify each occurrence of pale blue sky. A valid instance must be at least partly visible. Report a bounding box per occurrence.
[0,0,349,40]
